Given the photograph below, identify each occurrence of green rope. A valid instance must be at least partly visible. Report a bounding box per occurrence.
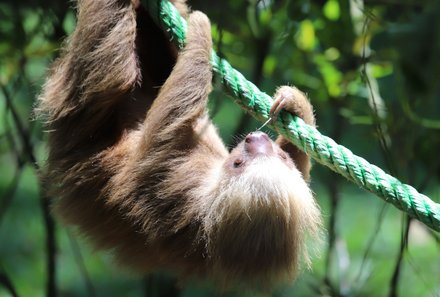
[144,0,440,232]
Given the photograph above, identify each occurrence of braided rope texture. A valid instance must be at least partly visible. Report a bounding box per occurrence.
[145,0,440,231]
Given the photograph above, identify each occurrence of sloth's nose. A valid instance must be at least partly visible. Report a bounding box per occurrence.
[244,132,274,156]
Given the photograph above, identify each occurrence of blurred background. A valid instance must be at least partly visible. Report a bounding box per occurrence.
[0,0,439,296]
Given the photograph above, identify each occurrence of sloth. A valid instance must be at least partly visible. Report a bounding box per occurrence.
[37,0,321,289]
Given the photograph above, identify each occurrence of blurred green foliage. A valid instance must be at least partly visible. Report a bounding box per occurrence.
[0,0,439,296]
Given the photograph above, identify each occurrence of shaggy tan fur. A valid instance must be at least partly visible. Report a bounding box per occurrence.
[37,0,321,289]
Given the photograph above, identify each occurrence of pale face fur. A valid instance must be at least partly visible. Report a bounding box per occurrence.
[199,150,321,287]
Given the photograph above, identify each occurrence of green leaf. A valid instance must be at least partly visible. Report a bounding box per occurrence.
[295,19,316,51]
[323,0,340,21]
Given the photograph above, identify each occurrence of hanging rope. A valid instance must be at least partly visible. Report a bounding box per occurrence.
[144,0,440,232]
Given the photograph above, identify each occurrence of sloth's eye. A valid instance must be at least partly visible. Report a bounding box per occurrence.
[233,159,243,168]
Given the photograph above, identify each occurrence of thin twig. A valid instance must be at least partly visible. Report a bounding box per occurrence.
[0,272,20,297]
[1,85,57,297]
[388,218,410,297]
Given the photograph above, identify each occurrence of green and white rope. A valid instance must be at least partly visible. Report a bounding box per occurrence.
[144,0,440,232]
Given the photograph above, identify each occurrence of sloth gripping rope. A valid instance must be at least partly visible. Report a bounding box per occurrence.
[144,0,440,232]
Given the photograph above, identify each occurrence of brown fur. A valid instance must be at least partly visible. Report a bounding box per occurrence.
[37,0,321,289]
